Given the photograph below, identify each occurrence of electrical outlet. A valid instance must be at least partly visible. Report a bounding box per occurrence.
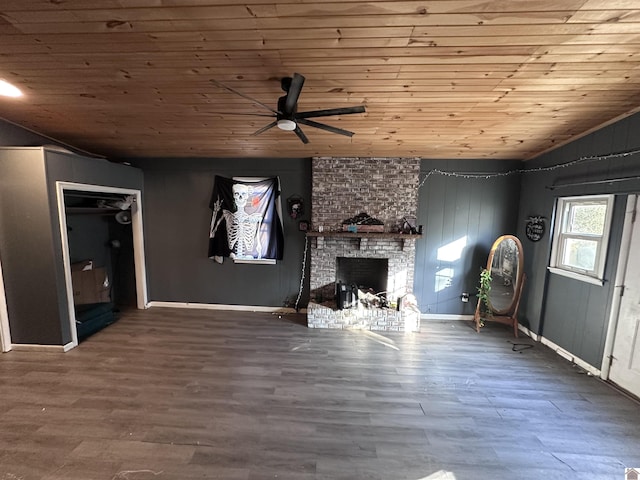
[461,292,469,303]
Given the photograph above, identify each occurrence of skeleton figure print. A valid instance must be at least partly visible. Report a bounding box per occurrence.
[223,184,263,259]
[208,176,285,263]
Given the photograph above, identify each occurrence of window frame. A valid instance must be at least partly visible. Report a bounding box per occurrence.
[548,194,615,286]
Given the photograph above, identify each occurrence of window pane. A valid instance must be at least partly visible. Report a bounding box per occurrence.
[562,238,598,271]
[568,203,606,235]
[551,195,613,282]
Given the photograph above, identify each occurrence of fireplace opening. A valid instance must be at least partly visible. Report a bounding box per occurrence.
[336,257,388,309]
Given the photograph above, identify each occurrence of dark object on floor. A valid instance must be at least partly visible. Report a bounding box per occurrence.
[75,302,117,340]
[336,282,358,310]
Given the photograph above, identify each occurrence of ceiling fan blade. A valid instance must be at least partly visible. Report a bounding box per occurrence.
[252,121,278,136]
[210,79,278,114]
[297,118,355,137]
[208,112,276,117]
[293,125,309,144]
[296,105,366,119]
[284,73,305,115]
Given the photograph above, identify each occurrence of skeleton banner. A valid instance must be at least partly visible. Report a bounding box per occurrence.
[208,176,284,263]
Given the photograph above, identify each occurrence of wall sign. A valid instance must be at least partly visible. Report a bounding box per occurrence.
[525,216,545,242]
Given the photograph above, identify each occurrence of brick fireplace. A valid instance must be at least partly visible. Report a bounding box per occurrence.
[307,157,421,332]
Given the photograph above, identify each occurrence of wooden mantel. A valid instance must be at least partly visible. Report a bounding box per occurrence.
[306,231,422,251]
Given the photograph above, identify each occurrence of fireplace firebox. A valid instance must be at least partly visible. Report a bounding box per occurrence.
[336,257,388,294]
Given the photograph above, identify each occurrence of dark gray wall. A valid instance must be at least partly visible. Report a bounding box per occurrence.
[55,194,136,308]
[108,220,137,307]
[131,156,522,313]
[0,143,143,345]
[0,119,58,149]
[414,159,522,314]
[0,117,102,158]
[0,148,62,344]
[518,112,640,367]
[129,157,311,308]
[64,213,120,334]
[66,214,111,267]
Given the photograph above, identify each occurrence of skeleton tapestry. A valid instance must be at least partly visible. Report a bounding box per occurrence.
[208,176,284,263]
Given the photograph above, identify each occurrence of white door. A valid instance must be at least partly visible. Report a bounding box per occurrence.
[0,251,11,352]
[609,195,640,397]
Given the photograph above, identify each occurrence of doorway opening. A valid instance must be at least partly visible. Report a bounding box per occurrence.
[56,182,148,348]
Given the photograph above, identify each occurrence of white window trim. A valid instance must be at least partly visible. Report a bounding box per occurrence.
[549,194,614,285]
[547,266,604,286]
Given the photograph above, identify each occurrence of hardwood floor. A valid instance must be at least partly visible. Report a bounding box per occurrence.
[1,307,639,480]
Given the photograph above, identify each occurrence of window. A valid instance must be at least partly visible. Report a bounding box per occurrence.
[549,194,614,285]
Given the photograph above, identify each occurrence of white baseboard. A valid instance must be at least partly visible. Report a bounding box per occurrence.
[539,336,601,377]
[517,325,600,377]
[11,343,69,353]
[420,313,474,321]
[517,324,539,341]
[147,301,307,314]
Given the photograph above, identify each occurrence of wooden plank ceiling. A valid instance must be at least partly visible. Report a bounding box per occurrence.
[0,1,639,160]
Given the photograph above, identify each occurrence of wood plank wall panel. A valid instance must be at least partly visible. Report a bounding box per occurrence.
[517,111,640,367]
[0,149,65,344]
[0,1,639,159]
[129,156,310,307]
[413,159,521,315]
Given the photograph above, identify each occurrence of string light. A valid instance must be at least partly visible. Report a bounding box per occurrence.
[296,147,640,308]
[418,147,640,189]
[294,235,309,312]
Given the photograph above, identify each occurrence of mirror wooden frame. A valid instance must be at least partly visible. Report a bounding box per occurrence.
[474,235,526,337]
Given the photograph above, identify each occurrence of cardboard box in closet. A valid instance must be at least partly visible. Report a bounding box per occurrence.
[71,260,111,305]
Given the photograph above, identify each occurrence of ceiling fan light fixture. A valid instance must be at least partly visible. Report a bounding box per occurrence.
[277,119,297,131]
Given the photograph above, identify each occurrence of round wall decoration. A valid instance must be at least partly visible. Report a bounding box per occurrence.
[525,216,545,242]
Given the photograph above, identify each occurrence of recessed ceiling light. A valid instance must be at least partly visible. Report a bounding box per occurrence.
[0,80,23,98]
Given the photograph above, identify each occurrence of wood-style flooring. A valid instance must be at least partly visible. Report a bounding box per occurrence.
[1,308,639,480]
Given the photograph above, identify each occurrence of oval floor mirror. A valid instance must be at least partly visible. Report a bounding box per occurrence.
[474,235,526,337]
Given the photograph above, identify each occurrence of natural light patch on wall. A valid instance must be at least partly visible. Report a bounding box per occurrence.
[435,268,454,293]
[437,236,468,262]
[388,268,408,299]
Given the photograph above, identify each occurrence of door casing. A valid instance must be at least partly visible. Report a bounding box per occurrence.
[56,182,148,349]
[0,251,12,352]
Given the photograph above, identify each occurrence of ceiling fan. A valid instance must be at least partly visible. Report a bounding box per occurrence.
[210,73,366,144]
